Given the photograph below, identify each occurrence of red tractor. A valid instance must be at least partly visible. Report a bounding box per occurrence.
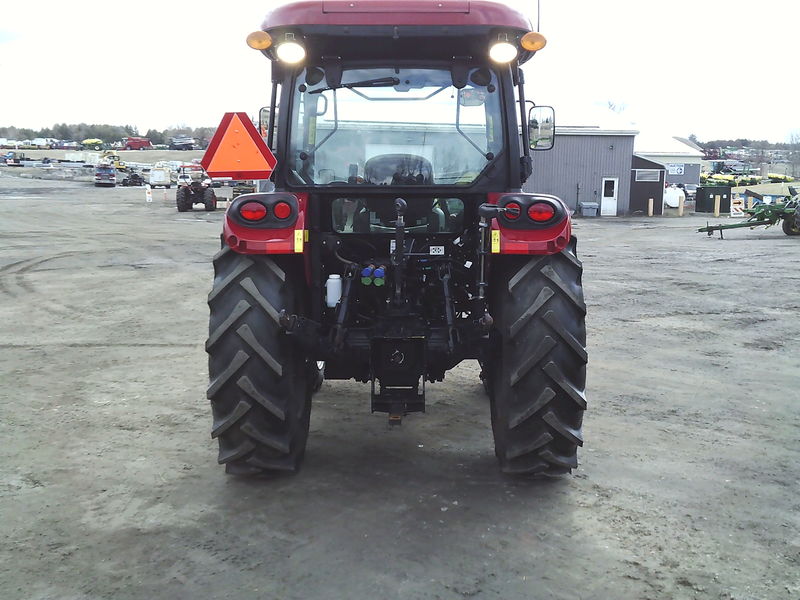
[176,165,217,212]
[206,0,587,477]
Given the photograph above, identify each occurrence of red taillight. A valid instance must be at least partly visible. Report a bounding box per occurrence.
[240,201,267,221]
[504,202,521,220]
[273,201,291,220]
[528,202,556,222]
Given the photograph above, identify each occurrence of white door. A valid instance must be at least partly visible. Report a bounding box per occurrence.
[600,177,618,216]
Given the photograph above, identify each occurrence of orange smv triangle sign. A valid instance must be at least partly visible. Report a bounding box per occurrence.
[201,112,277,180]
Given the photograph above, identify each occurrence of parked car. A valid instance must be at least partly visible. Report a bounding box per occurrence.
[94,164,117,187]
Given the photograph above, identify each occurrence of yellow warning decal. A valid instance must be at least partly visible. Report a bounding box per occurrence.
[491,229,500,253]
[294,229,304,253]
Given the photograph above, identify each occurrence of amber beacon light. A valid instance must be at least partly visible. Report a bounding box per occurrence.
[246,30,272,50]
[520,31,547,52]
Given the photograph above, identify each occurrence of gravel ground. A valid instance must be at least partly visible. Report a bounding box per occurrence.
[0,170,798,600]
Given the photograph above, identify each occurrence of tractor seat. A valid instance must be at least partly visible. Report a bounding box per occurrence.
[364,154,433,186]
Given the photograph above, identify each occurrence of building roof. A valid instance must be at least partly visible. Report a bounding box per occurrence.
[634,132,704,157]
[674,136,704,153]
[633,155,666,169]
[554,102,638,137]
[557,126,638,137]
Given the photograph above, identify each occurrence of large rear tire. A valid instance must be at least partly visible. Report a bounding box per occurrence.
[206,248,312,475]
[781,213,800,236]
[203,188,217,211]
[487,237,587,477]
[176,187,192,212]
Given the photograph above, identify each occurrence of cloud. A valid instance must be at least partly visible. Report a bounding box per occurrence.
[1,0,278,131]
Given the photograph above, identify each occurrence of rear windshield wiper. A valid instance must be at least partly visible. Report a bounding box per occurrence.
[309,77,400,94]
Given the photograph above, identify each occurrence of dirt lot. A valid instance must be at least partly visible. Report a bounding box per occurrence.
[1,170,798,600]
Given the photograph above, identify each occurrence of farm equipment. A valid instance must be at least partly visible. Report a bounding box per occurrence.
[101,151,127,172]
[231,181,256,200]
[121,171,145,186]
[204,0,586,477]
[122,137,153,151]
[82,138,104,151]
[698,187,799,238]
[176,165,216,211]
[3,151,27,166]
[170,136,196,150]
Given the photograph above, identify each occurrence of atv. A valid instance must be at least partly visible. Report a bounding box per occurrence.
[121,172,145,187]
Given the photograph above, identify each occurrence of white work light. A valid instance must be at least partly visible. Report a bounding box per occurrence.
[489,33,518,63]
[276,34,306,63]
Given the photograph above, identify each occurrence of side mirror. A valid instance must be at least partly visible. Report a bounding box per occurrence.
[258,106,270,137]
[528,105,555,151]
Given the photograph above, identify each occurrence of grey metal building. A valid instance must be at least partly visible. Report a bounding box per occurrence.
[634,134,703,187]
[524,125,638,216]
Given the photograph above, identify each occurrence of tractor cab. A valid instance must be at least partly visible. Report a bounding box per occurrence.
[249,1,550,193]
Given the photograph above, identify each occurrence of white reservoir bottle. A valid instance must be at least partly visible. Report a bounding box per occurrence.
[325,274,342,307]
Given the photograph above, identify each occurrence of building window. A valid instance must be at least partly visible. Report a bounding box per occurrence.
[635,169,661,182]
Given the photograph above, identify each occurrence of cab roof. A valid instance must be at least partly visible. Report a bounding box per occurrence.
[262,0,531,30]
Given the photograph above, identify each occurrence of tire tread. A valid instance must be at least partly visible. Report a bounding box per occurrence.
[206,252,311,475]
[489,236,587,477]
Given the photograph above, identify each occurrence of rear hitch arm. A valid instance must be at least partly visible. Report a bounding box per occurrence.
[279,310,330,357]
[438,263,457,353]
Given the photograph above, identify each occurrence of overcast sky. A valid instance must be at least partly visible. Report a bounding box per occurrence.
[1,0,798,142]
